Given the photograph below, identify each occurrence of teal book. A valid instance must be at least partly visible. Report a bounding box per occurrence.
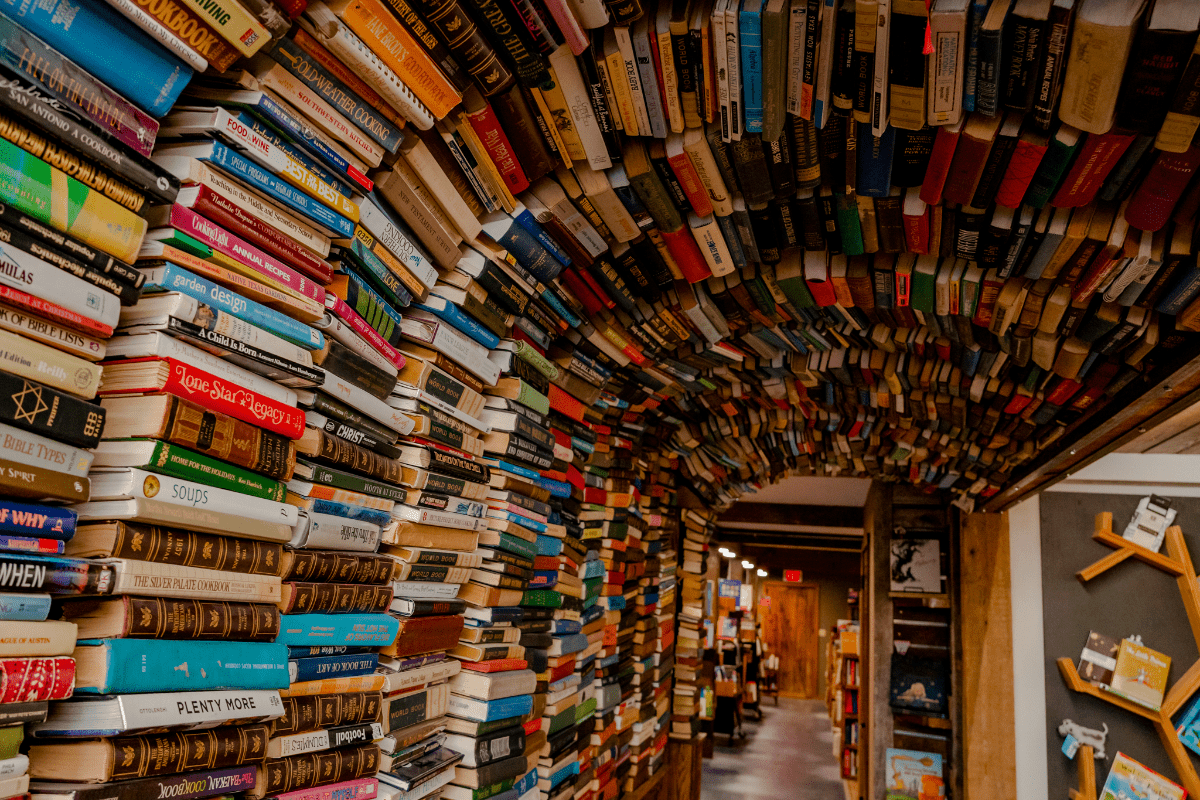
[73,640,290,693]
[739,0,765,133]
[274,613,400,646]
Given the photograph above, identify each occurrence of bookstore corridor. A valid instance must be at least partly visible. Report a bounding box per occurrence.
[700,698,845,800]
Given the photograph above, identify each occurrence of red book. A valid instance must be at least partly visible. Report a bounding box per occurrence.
[187,184,333,284]
[154,204,325,304]
[971,270,1005,328]
[0,657,75,702]
[1003,392,1034,415]
[98,357,306,439]
[324,294,406,370]
[460,658,529,673]
[919,117,965,205]
[546,660,575,683]
[1045,377,1083,406]
[902,206,929,254]
[994,133,1050,208]
[942,115,1003,207]
[1050,130,1137,208]
[559,268,607,316]
[463,98,530,195]
[660,224,711,283]
[665,137,714,217]
[549,383,586,422]
[0,283,112,338]
[1125,146,1200,231]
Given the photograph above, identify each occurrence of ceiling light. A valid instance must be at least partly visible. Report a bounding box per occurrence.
[741,560,753,570]
[721,549,736,558]
[757,569,767,577]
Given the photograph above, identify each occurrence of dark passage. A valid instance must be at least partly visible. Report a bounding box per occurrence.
[700,698,846,800]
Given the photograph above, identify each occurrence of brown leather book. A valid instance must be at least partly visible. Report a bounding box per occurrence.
[59,596,280,641]
[67,521,285,577]
[280,550,396,585]
[279,582,394,614]
[250,743,380,798]
[272,692,383,736]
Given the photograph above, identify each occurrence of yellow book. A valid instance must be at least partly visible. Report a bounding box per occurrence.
[178,0,270,57]
[538,62,588,165]
[1107,638,1170,711]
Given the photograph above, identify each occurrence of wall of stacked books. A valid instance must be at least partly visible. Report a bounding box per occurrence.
[3,0,1200,797]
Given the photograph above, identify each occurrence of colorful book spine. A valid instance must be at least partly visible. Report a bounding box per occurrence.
[275,613,401,646]
[289,653,380,682]
[739,2,763,133]
[0,553,108,593]
[139,440,288,502]
[0,502,75,540]
[140,262,325,351]
[0,0,192,117]
[71,640,289,694]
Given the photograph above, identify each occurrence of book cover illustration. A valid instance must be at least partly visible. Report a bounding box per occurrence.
[889,654,949,715]
[1107,638,1171,711]
[890,537,942,594]
[1078,630,1120,687]
[1100,752,1185,800]
[885,748,945,800]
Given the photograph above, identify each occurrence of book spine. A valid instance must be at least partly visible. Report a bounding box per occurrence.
[108,557,282,602]
[69,646,288,695]
[0,420,92,479]
[271,37,404,153]
[108,596,280,641]
[290,30,404,131]
[274,692,382,736]
[289,654,379,683]
[0,13,159,157]
[245,93,373,195]
[275,614,399,646]
[0,500,76,539]
[120,0,241,71]
[373,0,472,93]
[357,198,438,291]
[92,725,272,781]
[145,441,287,502]
[152,393,296,480]
[0,656,73,701]
[281,582,392,613]
[144,262,324,351]
[0,0,193,117]
[0,553,108,593]
[338,0,464,117]
[0,138,146,265]
[297,512,381,552]
[177,0,269,56]
[0,458,87,503]
[1030,3,1071,130]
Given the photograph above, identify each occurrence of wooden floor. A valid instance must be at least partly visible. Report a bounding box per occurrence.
[700,698,845,800]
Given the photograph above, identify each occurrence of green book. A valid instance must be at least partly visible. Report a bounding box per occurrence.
[960,264,985,318]
[95,439,286,501]
[521,589,564,607]
[148,228,210,258]
[494,532,537,561]
[1023,126,1083,208]
[0,725,21,759]
[911,255,938,314]
[836,193,865,255]
[296,459,407,503]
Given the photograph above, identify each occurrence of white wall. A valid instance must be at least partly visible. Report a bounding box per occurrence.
[1009,495,1048,800]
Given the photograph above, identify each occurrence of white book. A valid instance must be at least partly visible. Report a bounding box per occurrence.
[725,0,743,140]
[631,15,668,139]
[119,292,315,367]
[103,331,297,405]
[713,0,732,141]
[0,755,26,780]
[357,196,439,292]
[688,214,735,277]
[613,24,652,137]
[0,241,121,331]
[101,558,283,602]
[391,505,489,531]
[389,581,461,600]
[311,372,416,435]
[30,690,284,736]
[448,669,535,703]
[290,510,381,552]
[927,0,968,126]
[563,0,608,28]
[310,313,398,376]
[549,45,612,170]
[378,656,461,693]
[172,164,332,257]
[78,468,298,542]
[400,309,500,386]
[299,10,435,131]
[0,421,92,478]
[871,0,891,136]
[267,722,385,758]
[812,0,837,128]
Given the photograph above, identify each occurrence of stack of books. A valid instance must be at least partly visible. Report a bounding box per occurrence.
[671,510,715,740]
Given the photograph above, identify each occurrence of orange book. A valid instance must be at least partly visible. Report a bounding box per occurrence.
[329,0,464,118]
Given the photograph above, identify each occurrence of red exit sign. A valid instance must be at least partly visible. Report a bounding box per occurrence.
[784,570,803,583]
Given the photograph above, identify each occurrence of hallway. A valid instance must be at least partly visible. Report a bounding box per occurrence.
[700,698,846,800]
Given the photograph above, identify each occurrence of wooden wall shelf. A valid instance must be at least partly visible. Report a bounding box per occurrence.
[1058,512,1200,796]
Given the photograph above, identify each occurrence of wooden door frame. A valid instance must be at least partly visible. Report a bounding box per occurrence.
[759,580,821,699]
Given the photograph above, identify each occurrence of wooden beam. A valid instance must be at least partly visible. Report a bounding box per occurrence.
[982,347,1200,513]
[717,503,864,528]
[959,512,1017,800]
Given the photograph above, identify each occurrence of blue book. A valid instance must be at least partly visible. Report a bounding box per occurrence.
[491,511,546,533]
[535,534,563,556]
[515,769,538,797]
[287,645,374,657]
[548,762,579,790]
[531,571,558,588]
[464,606,524,626]
[483,457,540,481]
[1156,266,1200,315]
[0,591,49,619]
[581,562,605,579]
[275,613,400,646]
[170,141,355,238]
[289,653,379,682]
[0,535,63,554]
[270,37,402,153]
[415,298,501,349]
[714,214,747,270]
[550,619,582,634]
[739,0,765,133]
[536,477,572,498]
[306,499,391,527]
[447,692,533,722]
[0,4,191,117]
[73,639,289,693]
[534,284,582,329]
[0,501,75,540]
[140,262,325,350]
[856,122,896,197]
[512,206,571,267]
[480,214,564,283]
[234,112,354,198]
[554,633,588,654]
[963,0,991,113]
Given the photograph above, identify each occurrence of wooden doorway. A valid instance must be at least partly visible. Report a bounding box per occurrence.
[759,582,820,698]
